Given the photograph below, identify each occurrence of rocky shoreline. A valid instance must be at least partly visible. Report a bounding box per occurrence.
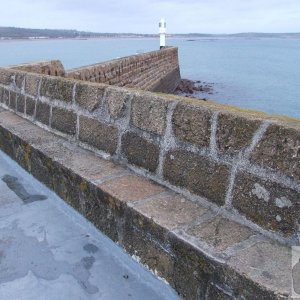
[175,79,214,100]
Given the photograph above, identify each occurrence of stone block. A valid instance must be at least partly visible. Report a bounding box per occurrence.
[131,93,168,135]
[15,73,25,89]
[51,162,81,211]
[106,86,131,118]
[172,103,211,148]
[26,96,36,117]
[0,119,14,156]
[163,150,230,206]
[227,240,291,298]
[170,233,215,299]
[81,182,120,241]
[75,82,105,112]
[132,192,207,230]
[40,76,74,102]
[216,112,261,155]
[98,175,165,203]
[2,89,9,106]
[76,156,127,182]
[232,172,300,235]
[250,124,300,181]
[0,87,3,103]
[51,107,77,135]
[205,283,233,300]
[35,101,50,126]
[16,94,25,113]
[186,216,254,252]
[122,131,160,172]
[25,74,40,96]
[121,209,175,285]
[9,92,17,110]
[0,69,14,85]
[79,116,118,154]
[28,147,54,189]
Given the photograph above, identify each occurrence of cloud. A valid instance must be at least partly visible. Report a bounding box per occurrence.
[0,0,299,33]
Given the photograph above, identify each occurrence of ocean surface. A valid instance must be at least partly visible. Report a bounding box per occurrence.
[0,37,299,118]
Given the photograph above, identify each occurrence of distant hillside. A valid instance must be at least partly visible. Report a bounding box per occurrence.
[0,26,299,39]
[0,27,156,39]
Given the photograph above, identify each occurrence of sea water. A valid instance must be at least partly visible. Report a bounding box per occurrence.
[0,37,299,118]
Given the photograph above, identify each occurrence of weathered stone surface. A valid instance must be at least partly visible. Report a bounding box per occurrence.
[232,172,300,235]
[98,175,166,203]
[35,101,50,125]
[122,208,175,285]
[131,93,168,135]
[216,113,261,155]
[16,94,25,113]
[170,233,215,299]
[0,87,3,103]
[9,92,17,110]
[75,82,105,112]
[79,116,118,154]
[106,86,130,118]
[51,107,77,135]
[71,155,127,182]
[122,131,160,172]
[0,110,293,299]
[228,240,291,298]
[15,73,25,89]
[40,77,74,102]
[0,116,15,156]
[26,96,36,116]
[250,124,300,182]
[151,67,181,93]
[164,150,230,206]
[0,69,14,85]
[10,60,65,76]
[1,89,9,106]
[205,283,234,300]
[25,74,40,96]
[172,103,212,148]
[187,216,254,251]
[132,193,207,230]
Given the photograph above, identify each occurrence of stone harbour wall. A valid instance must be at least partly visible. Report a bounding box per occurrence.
[65,47,181,93]
[8,60,65,77]
[0,66,299,243]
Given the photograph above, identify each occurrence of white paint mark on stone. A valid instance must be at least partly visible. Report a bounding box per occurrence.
[276,215,282,222]
[275,196,293,208]
[209,111,219,159]
[251,183,270,202]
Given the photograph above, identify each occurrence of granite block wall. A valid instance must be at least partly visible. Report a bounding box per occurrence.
[0,66,299,243]
[8,60,65,77]
[65,47,181,93]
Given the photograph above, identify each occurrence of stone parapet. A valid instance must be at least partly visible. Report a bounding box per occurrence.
[0,109,292,299]
[0,66,299,243]
[7,60,65,77]
[65,47,181,93]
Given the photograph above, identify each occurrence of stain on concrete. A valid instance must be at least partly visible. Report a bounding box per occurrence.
[2,175,47,204]
[0,222,99,295]
[83,243,99,254]
[81,256,95,270]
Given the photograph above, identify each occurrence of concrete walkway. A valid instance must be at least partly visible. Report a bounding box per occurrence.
[0,150,179,300]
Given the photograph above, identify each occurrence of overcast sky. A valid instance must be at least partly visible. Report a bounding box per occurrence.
[1,0,300,34]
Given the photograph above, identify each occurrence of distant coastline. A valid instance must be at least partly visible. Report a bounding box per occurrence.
[1,26,300,40]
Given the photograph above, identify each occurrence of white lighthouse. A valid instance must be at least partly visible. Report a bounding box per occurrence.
[159,18,166,49]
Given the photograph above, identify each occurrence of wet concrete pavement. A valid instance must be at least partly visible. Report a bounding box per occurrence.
[0,150,179,300]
